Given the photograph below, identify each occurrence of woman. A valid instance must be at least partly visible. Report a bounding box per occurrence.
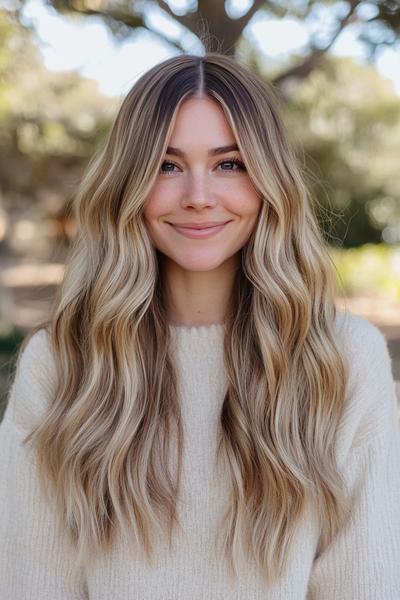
[1,53,399,599]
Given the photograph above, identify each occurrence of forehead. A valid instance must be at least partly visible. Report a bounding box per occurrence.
[168,96,236,147]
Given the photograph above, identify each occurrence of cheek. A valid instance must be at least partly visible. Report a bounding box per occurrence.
[143,186,162,220]
[143,179,181,219]
[143,195,170,230]
[229,181,261,219]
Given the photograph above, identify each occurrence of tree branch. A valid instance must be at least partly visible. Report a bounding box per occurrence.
[237,0,268,31]
[155,0,198,33]
[273,0,362,91]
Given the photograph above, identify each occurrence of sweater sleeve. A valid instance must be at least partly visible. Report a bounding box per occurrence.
[0,330,88,600]
[306,315,400,600]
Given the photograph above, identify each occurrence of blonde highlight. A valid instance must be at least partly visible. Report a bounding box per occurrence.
[18,53,350,586]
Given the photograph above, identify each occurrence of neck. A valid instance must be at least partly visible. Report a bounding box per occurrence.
[161,253,240,327]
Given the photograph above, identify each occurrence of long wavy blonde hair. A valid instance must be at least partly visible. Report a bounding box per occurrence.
[19,53,350,585]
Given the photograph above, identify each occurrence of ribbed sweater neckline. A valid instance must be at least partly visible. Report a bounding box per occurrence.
[168,322,225,340]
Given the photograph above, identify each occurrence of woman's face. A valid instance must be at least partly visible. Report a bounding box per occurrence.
[143,95,261,272]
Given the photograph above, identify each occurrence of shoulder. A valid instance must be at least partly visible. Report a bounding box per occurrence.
[333,308,390,363]
[333,308,393,386]
[2,328,57,436]
[332,308,398,460]
[14,328,56,387]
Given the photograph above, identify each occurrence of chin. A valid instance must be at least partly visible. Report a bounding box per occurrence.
[171,255,232,272]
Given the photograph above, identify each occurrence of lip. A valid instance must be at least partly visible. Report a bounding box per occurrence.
[169,221,230,229]
[168,221,231,239]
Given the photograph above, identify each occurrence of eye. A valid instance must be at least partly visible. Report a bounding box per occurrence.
[217,158,246,172]
[160,158,246,175]
[160,160,176,173]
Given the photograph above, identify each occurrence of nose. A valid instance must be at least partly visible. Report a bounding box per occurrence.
[180,172,217,209]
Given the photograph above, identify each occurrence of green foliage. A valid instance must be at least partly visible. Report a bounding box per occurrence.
[283,56,400,247]
[0,326,24,354]
[0,10,37,121]
[329,243,400,300]
[0,9,117,219]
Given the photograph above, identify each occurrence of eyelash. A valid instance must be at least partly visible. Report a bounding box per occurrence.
[159,158,246,175]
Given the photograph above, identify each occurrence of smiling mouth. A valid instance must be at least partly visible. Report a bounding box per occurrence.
[167,221,231,238]
[167,222,230,229]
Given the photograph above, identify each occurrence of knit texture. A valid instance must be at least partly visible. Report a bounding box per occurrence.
[0,309,399,599]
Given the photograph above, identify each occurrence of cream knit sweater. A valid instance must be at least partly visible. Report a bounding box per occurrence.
[0,309,399,599]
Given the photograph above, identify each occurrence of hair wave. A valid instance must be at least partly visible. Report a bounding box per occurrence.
[20,53,350,585]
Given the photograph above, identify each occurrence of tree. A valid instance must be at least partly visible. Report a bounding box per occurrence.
[9,0,400,97]
[284,54,400,246]
[0,9,116,248]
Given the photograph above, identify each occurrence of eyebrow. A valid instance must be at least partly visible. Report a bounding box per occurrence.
[165,143,239,157]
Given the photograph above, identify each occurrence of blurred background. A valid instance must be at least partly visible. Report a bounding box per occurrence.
[0,0,399,419]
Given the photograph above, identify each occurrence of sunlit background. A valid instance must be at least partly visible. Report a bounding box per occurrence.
[0,0,399,414]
